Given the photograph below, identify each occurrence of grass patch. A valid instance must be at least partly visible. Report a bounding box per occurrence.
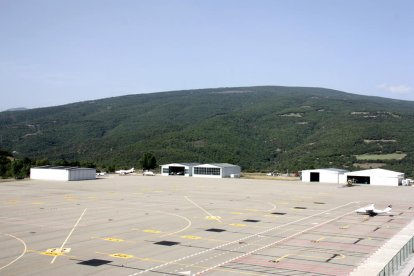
[355,153,406,161]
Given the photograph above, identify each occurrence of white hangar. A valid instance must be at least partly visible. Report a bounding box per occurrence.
[160,163,200,176]
[30,166,96,181]
[344,168,404,186]
[192,163,241,178]
[301,168,349,184]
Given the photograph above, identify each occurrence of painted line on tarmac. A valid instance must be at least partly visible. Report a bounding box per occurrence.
[266,202,277,212]
[128,201,358,276]
[158,211,192,237]
[195,209,356,275]
[184,196,222,223]
[51,208,87,264]
[0,233,27,271]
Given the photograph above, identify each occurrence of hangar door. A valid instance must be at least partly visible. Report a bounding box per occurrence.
[347,175,370,184]
[310,172,320,182]
[168,166,185,176]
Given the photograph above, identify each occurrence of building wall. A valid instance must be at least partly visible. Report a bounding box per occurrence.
[30,168,69,181]
[192,166,222,178]
[68,169,96,181]
[301,170,344,184]
[222,166,241,178]
[30,168,96,181]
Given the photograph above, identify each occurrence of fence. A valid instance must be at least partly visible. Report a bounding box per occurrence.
[378,236,414,276]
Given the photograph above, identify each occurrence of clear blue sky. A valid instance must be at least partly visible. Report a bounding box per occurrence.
[1,0,413,111]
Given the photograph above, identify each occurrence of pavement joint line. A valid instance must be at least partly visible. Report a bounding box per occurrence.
[127,201,358,276]
[195,208,357,275]
[50,208,87,264]
[0,233,27,271]
[184,196,222,223]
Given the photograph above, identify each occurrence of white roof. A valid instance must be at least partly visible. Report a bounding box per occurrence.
[161,163,200,167]
[345,168,404,177]
[302,168,349,173]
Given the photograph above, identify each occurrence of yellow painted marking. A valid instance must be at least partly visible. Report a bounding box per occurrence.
[87,196,96,199]
[103,237,124,242]
[42,247,71,257]
[229,223,246,227]
[143,229,161,234]
[205,215,221,221]
[311,237,325,243]
[230,212,243,215]
[6,200,18,204]
[41,251,63,257]
[181,235,202,240]
[278,202,289,205]
[110,253,134,259]
[273,254,290,263]
[340,224,350,229]
[32,202,44,205]
[96,251,165,264]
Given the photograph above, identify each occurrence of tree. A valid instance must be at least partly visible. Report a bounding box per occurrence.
[140,153,157,170]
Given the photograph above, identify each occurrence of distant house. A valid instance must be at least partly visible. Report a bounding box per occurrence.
[301,168,348,184]
[192,163,241,178]
[160,163,200,177]
[344,168,404,186]
[30,166,96,181]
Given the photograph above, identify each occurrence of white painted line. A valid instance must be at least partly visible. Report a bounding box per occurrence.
[184,196,222,222]
[266,202,277,212]
[0,233,27,271]
[51,208,87,264]
[127,201,358,276]
[195,209,356,275]
[158,212,192,237]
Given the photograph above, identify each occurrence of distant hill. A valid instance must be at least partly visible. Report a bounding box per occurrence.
[1,86,414,175]
[4,107,28,112]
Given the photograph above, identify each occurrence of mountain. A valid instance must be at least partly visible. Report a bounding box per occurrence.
[4,107,28,112]
[1,86,414,175]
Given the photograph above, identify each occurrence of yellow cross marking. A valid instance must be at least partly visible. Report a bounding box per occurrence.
[110,253,134,259]
[205,216,221,221]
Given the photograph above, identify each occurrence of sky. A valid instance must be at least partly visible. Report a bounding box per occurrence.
[1,0,413,111]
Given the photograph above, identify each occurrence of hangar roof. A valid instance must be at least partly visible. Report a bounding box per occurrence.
[345,168,404,177]
[161,163,200,167]
[195,163,240,168]
[302,168,349,173]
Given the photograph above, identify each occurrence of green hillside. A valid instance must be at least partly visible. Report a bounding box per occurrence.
[1,86,414,175]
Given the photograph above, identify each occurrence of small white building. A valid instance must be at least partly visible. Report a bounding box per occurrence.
[301,168,349,184]
[344,168,404,186]
[192,163,241,178]
[160,163,200,176]
[30,166,96,181]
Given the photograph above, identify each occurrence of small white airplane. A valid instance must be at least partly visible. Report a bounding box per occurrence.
[115,168,135,175]
[356,204,392,216]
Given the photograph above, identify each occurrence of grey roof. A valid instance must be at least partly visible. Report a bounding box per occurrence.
[196,163,240,168]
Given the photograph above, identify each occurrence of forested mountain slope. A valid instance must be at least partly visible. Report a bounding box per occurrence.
[1,86,414,174]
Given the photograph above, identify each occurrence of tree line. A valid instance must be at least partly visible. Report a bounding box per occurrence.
[0,149,157,179]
